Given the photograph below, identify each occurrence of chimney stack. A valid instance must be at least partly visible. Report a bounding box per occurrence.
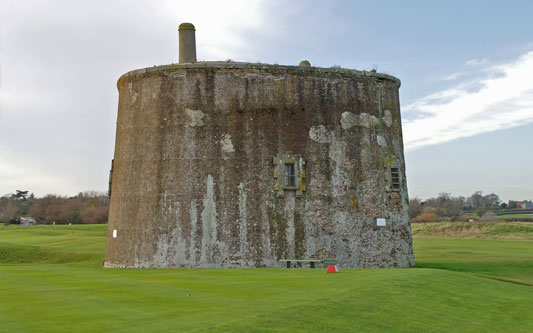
[178,23,196,63]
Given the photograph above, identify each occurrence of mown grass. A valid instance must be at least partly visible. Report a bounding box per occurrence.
[0,224,531,332]
[412,222,533,240]
[0,224,105,265]
[498,213,533,220]
[413,239,532,285]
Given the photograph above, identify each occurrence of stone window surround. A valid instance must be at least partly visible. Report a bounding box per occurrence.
[273,152,306,197]
[385,163,402,193]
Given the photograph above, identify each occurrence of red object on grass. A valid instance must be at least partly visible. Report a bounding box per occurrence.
[326,265,339,273]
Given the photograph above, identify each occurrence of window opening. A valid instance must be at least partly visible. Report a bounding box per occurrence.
[284,163,296,187]
[391,167,400,191]
[273,152,306,197]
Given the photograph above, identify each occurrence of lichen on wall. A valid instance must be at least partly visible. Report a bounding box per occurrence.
[238,182,248,259]
[185,108,205,127]
[201,174,217,266]
[104,62,414,269]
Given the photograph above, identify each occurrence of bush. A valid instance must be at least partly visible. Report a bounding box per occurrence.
[30,192,109,225]
[456,214,476,222]
[412,213,439,223]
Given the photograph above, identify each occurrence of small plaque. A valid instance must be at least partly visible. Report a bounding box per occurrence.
[376,218,386,226]
[113,229,117,238]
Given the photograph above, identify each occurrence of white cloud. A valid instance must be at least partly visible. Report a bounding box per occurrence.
[465,58,488,66]
[403,51,533,151]
[442,72,463,81]
[0,0,270,196]
[160,0,266,61]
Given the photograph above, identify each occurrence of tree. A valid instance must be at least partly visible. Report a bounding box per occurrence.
[421,193,464,218]
[466,191,500,210]
[14,190,29,200]
[484,193,500,208]
[412,213,438,223]
[0,195,18,225]
[408,198,423,220]
[468,191,484,210]
[474,207,486,218]
[30,191,109,225]
[437,192,451,201]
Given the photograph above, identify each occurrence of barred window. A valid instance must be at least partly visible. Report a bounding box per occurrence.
[391,167,400,191]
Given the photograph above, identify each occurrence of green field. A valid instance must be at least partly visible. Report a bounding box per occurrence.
[498,214,533,220]
[1,224,531,332]
[412,222,533,240]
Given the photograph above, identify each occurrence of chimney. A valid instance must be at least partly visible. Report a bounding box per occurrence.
[178,23,196,63]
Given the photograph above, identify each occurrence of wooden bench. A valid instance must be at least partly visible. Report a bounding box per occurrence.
[323,258,337,266]
[279,259,322,268]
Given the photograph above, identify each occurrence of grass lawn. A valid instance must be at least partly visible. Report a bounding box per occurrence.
[412,222,533,240]
[414,238,532,285]
[498,214,533,220]
[1,224,532,332]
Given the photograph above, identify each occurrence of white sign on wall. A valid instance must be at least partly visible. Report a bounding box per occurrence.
[113,229,117,238]
[376,218,386,227]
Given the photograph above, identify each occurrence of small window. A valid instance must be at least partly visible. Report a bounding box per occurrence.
[391,167,400,191]
[273,152,306,197]
[284,163,296,187]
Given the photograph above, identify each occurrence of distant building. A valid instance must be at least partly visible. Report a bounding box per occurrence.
[507,200,533,209]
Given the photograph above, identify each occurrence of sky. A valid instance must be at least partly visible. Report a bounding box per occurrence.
[1,0,532,202]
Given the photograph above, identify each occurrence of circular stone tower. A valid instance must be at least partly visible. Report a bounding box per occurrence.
[104,24,414,268]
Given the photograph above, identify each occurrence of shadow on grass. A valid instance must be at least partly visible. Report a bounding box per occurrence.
[414,262,533,286]
[0,242,102,264]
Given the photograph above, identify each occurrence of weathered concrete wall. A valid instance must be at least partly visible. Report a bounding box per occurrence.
[104,62,415,268]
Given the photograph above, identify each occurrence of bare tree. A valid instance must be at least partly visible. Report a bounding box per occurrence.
[30,192,109,224]
[484,193,501,208]
[408,198,423,220]
[0,195,19,225]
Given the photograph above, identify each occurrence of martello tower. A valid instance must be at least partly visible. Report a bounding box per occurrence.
[104,23,414,268]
